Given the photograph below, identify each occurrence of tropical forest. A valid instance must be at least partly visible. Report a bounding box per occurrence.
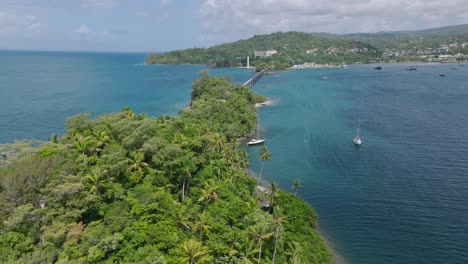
[0,72,331,263]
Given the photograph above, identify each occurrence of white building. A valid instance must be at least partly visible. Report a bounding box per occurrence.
[254,50,278,58]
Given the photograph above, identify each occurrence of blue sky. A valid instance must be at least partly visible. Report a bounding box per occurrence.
[1,0,467,52]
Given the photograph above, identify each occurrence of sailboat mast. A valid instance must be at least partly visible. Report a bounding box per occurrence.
[256,114,260,139]
[356,119,360,137]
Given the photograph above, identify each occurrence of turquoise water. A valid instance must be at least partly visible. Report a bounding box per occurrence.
[248,64,468,264]
[0,51,253,143]
[2,51,468,264]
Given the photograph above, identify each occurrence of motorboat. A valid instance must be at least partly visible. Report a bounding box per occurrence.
[247,139,265,145]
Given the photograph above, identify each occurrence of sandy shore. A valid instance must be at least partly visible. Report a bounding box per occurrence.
[317,225,346,264]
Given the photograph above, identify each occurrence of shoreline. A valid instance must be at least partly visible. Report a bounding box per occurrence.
[245,168,344,263]
[317,225,346,264]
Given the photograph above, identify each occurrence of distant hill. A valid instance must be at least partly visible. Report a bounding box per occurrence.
[146,24,468,70]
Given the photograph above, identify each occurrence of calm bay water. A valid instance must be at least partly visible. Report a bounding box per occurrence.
[248,63,468,264]
[1,51,468,263]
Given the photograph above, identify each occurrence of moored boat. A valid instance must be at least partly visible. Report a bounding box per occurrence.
[247,139,265,145]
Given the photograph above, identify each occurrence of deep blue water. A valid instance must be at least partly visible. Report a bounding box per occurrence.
[0,51,253,143]
[247,63,468,264]
[1,51,468,264]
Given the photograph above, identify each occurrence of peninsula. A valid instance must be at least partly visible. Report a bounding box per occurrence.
[0,72,331,263]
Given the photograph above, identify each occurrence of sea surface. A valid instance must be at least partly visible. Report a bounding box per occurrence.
[1,51,468,264]
[0,50,252,143]
[247,63,468,264]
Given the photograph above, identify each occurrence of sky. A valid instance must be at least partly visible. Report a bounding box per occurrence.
[1,0,467,52]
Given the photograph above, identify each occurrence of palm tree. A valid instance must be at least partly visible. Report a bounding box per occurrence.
[127,151,149,173]
[210,159,225,180]
[292,179,301,198]
[94,131,110,152]
[192,213,211,240]
[74,134,95,156]
[237,149,250,170]
[121,107,135,119]
[230,240,259,264]
[181,239,211,264]
[286,241,303,264]
[85,167,110,195]
[250,223,274,264]
[180,156,196,201]
[176,205,191,230]
[198,179,219,213]
[272,207,287,264]
[268,182,279,210]
[258,145,271,186]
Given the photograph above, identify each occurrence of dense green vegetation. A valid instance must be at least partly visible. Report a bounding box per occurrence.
[0,72,331,263]
[146,25,468,71]
[146,32,380,71]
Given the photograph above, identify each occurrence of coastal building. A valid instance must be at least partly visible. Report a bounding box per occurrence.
[254,50,278,58]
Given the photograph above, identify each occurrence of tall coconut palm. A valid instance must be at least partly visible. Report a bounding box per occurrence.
[198,179,219,213]
[74,134,95,156]
[230,240,259,264]
[180,156,196,201]
[85,167,110,195]
[292,179,301,198]
[272,206,287,264]
[120,107,135,119]
[237,149,250,170]
[258,145,271,186]
[192,213,211,240]
[268,182,279,211]
[250,223,274,264]
[176,205,191,230]
[181,239,211,264]
[286,241,304,264]
[127,151,149,173]
[210,159,225,180]
[94,131,110,152]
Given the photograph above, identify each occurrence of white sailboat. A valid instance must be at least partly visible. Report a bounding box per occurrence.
[353,120,362,146]
[248,115,265,145]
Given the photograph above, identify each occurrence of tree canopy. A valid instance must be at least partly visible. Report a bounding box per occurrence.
[0,73,331,263]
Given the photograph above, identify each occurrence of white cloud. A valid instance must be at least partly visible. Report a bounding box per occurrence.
[0,11,42,36]
[199,0,468,45]
[75,24,90,34]
[82,0,119,9]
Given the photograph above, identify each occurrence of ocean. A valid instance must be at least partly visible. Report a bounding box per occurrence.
[1,51,467,264]
[0,50,252,143]
[247,63,468,264]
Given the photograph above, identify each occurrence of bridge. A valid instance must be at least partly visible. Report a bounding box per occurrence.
[243,70,265,88]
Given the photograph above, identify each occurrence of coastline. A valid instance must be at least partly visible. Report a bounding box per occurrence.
[245,168,341,263]
[317,225,346,264]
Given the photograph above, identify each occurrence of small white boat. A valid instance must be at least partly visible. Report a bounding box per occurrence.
[353,136,362,146]
[321,76,328,80]
[247,139,265,145]
[353,119,362,146]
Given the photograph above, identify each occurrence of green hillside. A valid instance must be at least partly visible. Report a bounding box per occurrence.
[146,32,381,71]
[0,72,331,263]
[146,24,468,70]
